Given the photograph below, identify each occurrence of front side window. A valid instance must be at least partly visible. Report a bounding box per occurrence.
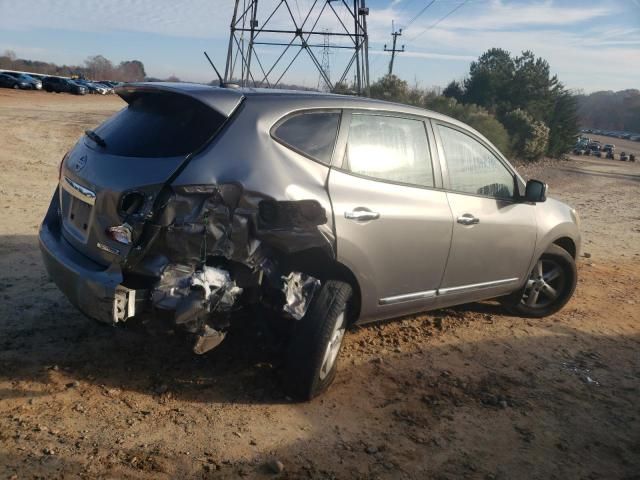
[272,111,340,165]
[437,125,514,199]
[345,114,434,187]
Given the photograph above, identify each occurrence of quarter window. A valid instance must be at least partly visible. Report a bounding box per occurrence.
[273,111,340,165]
[345,114,434,187]
[437,125,514,199]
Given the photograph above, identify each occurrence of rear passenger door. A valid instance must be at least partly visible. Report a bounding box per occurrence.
[328,111,453,323]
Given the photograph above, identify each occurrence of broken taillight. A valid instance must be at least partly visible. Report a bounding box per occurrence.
[106,223,133,245]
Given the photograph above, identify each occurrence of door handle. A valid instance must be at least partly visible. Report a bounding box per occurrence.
[457,213,480,225]
[345,209,380,222]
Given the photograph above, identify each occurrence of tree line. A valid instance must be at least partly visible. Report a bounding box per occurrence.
[361,48,580,161]
[575,89,640,133]
[0,50,146,83]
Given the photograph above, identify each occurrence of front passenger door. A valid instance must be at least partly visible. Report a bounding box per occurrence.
[434,123,536,305]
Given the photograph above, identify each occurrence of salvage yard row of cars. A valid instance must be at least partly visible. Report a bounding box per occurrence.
[573,138,636,161]
[0,71,121,95]
[581,128,640,142]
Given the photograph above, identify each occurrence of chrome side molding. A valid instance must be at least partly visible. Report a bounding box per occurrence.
[439,277,519,296]
[380,278,519,305]
[379,289,437,305]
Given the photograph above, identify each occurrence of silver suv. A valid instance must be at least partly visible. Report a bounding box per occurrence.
[39,83,581,399]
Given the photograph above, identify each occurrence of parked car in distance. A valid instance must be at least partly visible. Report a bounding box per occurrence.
[39,84,581,399]
[42,76,87,95]
[74,79,111,95]
[0,72,32,89]
[603,144,615,153]
[2,72,42,89]
[99,80,121,89]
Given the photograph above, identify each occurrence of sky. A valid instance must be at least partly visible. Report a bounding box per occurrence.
[0,0,638,93]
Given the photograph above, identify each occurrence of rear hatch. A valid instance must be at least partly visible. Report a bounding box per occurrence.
[59,83,244,266]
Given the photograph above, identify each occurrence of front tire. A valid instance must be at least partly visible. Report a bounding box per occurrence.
[505,244,577,318]
[283,280,352,400]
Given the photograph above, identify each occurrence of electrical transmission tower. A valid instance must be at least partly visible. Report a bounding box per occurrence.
[317,29,331,91]
[224,0,370,95]
[383,20,404,76]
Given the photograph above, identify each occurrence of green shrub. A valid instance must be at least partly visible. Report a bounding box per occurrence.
[502,109,549,160]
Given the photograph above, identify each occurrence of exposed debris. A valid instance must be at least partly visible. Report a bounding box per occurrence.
[190,266,243,310]
[107,223,133,245]
[193,325,226,355]
[150,264,243,354]
[282,272,320,320]
[101,184,333,353]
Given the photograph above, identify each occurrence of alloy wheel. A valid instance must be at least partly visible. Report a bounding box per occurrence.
[521,259,566,309]
[319,312,346,380]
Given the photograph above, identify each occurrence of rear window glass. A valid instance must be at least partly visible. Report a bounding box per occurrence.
[94,91,226,158]
[273,111,340,165]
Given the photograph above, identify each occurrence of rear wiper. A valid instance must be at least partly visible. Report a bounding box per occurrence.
[85,129,107,148]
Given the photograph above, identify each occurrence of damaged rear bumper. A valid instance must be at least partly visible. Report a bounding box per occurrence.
[39,182,331,354]
[39,197,125,324]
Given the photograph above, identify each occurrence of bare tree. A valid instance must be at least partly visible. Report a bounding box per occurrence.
[84,55,114,80]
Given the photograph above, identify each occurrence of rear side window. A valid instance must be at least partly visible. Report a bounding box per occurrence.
[94,91,226,158]
[272,111,340,165]
[345,114,434,187]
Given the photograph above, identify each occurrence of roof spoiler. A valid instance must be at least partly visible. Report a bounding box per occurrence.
[115,82,245,118]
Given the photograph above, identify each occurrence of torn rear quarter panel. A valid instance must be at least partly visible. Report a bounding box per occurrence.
[168,95,336,254]
[117,95,337,352]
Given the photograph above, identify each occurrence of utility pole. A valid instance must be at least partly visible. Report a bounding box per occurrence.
[383,20,404,76]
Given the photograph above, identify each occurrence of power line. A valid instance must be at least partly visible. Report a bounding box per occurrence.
[407,0,469,42]
[403,0,436,30]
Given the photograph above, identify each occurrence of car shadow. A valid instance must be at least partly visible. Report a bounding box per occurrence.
[1,234,525,407]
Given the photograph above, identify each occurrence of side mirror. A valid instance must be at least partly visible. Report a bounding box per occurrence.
[524,179,547,203]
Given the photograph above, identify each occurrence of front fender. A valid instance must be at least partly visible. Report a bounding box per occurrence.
[525,196,581,283]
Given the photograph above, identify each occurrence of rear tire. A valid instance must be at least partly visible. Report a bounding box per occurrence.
[504,244,577,318]
[283,280,352,401]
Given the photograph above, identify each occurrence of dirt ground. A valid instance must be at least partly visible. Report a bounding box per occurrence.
[1,89,639,480]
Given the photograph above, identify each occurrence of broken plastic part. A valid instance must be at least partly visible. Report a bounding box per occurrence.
[193,325,226,355]
[113,285,136,322]
[282,272,320,320]
[178,185,220,194]
[175,290,206,328]
[190,266,243,311]
[258,200,327,229]
[107,223,133,245]
[151,264,195,310]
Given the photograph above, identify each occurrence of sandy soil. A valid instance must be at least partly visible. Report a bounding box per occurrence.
[1,89,639,479]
